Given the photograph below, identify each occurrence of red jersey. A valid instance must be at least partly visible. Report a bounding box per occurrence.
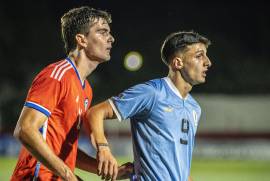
[11,58,92,180]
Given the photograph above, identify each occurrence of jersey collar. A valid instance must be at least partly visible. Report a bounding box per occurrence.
[163,77,188,100]
[66,57,85,89]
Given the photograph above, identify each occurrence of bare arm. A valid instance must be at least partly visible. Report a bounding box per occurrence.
[86,101,118,180]
[188,176,193,181]
[13,107,77,181]
[86,101,115,145]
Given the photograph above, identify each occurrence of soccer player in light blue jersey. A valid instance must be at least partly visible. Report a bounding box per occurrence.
[87,31,212,181]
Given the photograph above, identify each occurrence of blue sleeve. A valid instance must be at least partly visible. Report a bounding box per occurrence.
[109,82,156,121]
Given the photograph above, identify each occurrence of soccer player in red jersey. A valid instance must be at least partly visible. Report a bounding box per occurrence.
[11,6,131,181]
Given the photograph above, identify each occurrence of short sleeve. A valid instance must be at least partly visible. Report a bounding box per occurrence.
[25,69,64,117]
[109,82,157,121]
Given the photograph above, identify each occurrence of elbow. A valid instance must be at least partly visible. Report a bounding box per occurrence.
[13,126,21,140]
[13,124,31,142]
[86,101,112,128]
[86,107,99,122]
[88,101,112,121]
[86,108,97,127]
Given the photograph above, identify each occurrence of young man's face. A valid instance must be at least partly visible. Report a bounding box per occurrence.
[84,18,114,62]
[180,43,212,85]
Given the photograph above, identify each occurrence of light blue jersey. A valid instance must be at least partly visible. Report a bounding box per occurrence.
[109,77,201,181]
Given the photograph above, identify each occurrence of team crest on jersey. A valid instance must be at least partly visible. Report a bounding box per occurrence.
[84,98,89,111]
[192,110,198,127]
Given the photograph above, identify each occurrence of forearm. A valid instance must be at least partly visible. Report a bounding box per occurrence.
[188,176,193,181]
[76,148,98,174]
[13,107,78,180]
[87,101,114,145]
[16,126,71,178]
[90,115,108,145]
[86,101,119,180]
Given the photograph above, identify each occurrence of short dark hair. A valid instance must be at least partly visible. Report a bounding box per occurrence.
[61,6,112,54]
[161,31,211,66]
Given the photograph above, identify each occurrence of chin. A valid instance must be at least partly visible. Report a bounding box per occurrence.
[99,56,110,62]
[199,79,206,84]
[104,58,110,62]
[104,55,111,61]
[194,79,206,85]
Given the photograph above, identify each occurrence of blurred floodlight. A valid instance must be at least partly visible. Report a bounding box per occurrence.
[124,51,143,71]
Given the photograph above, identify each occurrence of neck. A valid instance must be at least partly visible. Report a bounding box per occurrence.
[68,49,99,81]
[167,69,192,98]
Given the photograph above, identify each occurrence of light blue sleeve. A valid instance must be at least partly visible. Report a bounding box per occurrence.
[109,82,156,121]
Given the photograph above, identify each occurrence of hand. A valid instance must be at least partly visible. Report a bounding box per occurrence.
[97,146,118,181]
[117,162,134,180]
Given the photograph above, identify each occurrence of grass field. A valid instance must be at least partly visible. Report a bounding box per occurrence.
[1,157,270,181]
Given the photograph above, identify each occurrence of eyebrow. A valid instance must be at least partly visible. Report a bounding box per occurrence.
[195,50,205,54]
[97,28,109,32]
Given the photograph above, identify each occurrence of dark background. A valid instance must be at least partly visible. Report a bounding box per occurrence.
[0,0,269,132]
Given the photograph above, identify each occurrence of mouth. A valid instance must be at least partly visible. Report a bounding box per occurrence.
[105,47,112,54]
[202,70,208,77]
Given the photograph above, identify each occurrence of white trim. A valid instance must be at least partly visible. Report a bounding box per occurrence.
[192,110,198,127]
[50,60,67,78]
[58,65,72,81]
[33,119,48,180]
[42,119,48,140]
[27,101,51,115]
[163,77,188,100]
[54,62,69,80]
[108,99,122,122]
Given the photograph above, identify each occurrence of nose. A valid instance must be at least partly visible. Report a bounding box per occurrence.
[108,34,115,44]
[205,56,212,67]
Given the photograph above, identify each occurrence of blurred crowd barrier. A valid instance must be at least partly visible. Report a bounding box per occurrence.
[1,94,270,160]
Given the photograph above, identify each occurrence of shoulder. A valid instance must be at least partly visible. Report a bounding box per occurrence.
[145,78,163,88]
[145,78,168,97]
[47,59,73,82]
[30,59,74,91]
[131,78,163,96]
[144,78,164,91]
[34,59,71,81]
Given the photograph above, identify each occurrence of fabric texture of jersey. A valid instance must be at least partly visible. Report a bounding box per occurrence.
[109,77,201,181]
[11,58,92,181]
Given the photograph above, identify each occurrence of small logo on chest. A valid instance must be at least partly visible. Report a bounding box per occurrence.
[84,98,89,111]
[163,106,174,112]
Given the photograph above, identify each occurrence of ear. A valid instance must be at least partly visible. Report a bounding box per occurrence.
[75,34,87,48]
[172,57,184,70]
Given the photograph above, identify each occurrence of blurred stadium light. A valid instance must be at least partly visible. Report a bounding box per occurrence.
[124,51,143,71]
